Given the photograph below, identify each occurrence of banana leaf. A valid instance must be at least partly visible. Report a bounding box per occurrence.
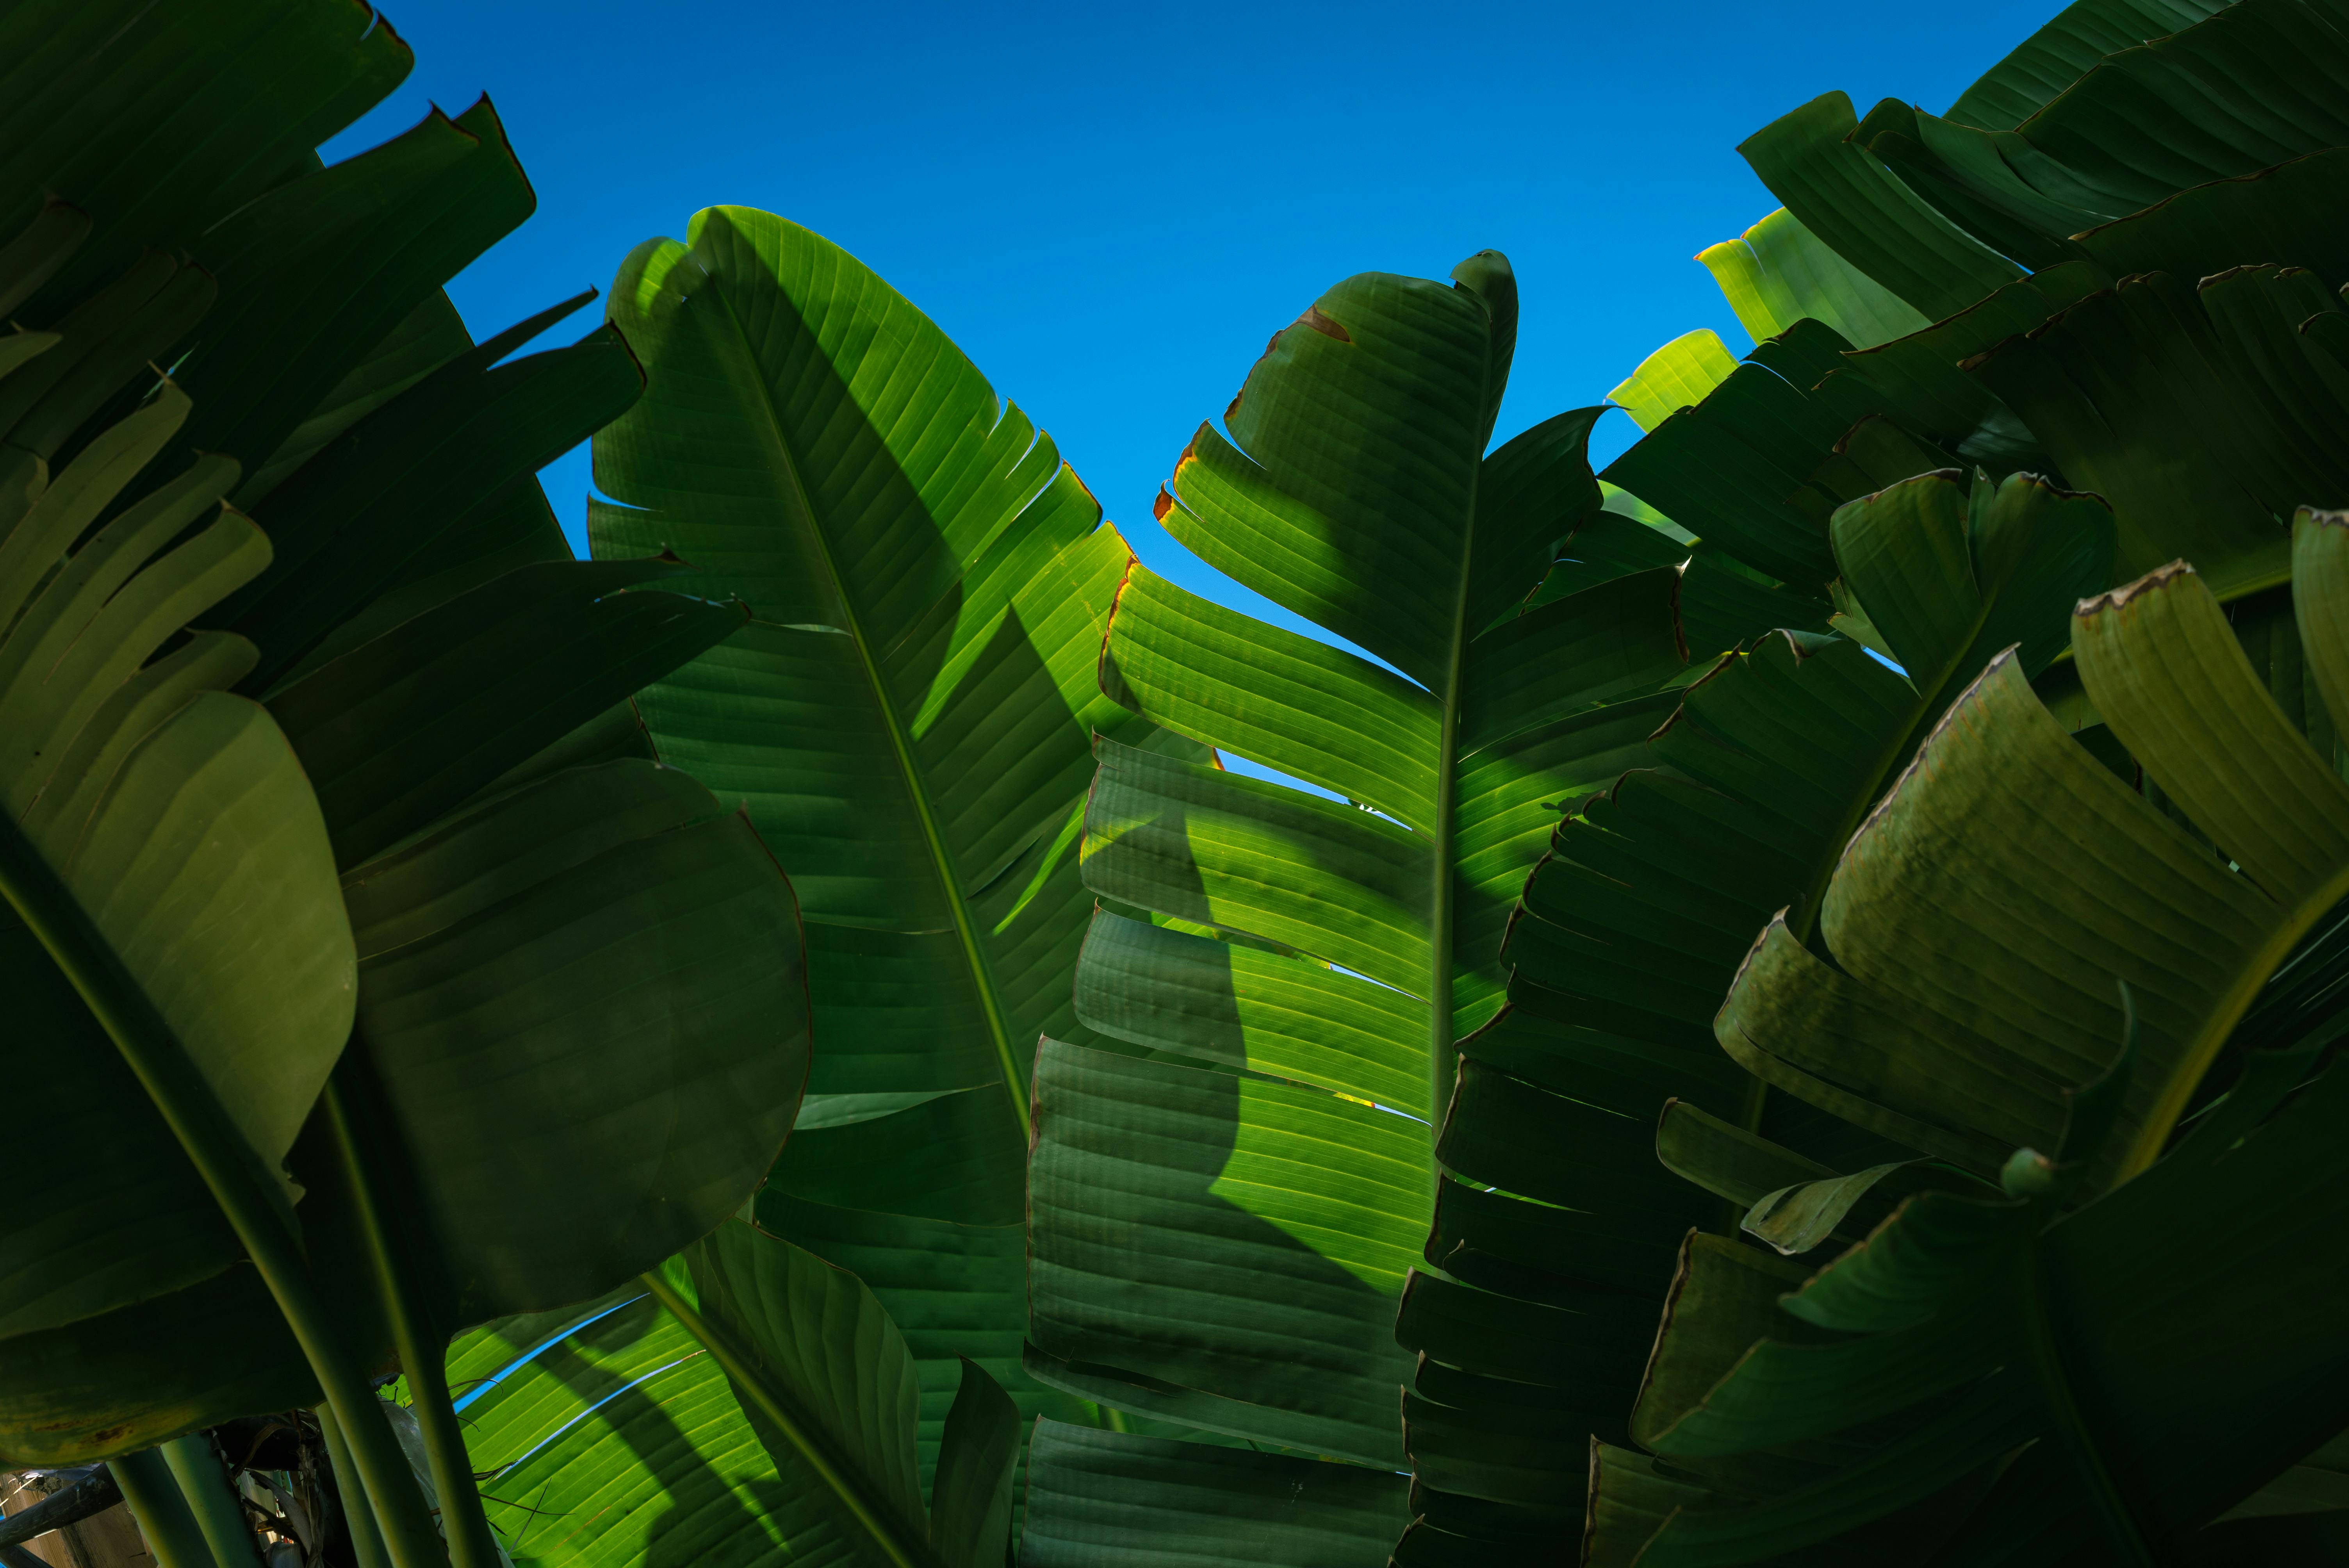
[0,355,351,1458]
[1019,1421,1410,1566]
[588,206,1157,1494]
[1942,0,2226,130]
[1697,207,1931,352]
[1608,330,1739,432]
[1719,533,2349,1202]
[1642,972,2349,1562]
[1024,250,1692,1532]
[1402,467,2111,1553]
[1884,0,2349,264]
[442,1221,1018,1568]
[1739,92,2025,326]
[1,0,804,1499]
[1965,263,2349,600]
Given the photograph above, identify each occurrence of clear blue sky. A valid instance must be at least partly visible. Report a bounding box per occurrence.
[326,0,2060,633]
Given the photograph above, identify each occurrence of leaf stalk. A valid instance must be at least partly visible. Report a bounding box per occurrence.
[319,1072,506,1568]
[0,819,447,1568]
[2014,1227,2169,1567]
[639,1270,943,1568]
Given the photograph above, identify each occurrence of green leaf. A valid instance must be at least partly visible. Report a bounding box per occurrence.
[267,556,743,867]
[449,1222,1017,1568]
[1033,252,1697,1484]
[166,97,535,490]
[590,205,1155,1489]
[1608,330,1740,432]
[1738,93,2024,325]
[227,295,645,690]
[1857,102,2105,275]
[925,1358,1018,1568]
[681,1222,932,1559]
[1029,1032,1430,1463]
[0,45,780,1566]
[756,1194,1095,1521]
[1601,355,1847,590]
[1030,253,1701,1554]
[1696,207,1930,351]
[448,1285,804,1568]
[1656,1099,1834,1214]
[1873,0,2349,283]
[1422,465,2110,1538]
[322,759,808,1329]
[237,289,475,507]
[1837,262,2107,460]
[1962,266,2349,601]
[2074,144,2349,290]
[1017,1421,1410,1566]
[1633,1028,2349,1563]
[1718,560,2349,1185]
[1943,0,2227,130]
[0,0,408,318]
[1583,1441,1716,1568]
[0,372,353,1456]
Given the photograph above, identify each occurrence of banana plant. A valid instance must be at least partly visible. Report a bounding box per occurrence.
[5,13,813,1568]
[1408,1,2349,1555]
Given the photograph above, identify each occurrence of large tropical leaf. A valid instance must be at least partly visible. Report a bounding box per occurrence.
[0,344,351,1461]
[442,1220,1019,1568]
[1964,262,2349,599]
[588,207,1156,1495]
[1872,0,2349,271]
[320,760,808,1326]
[1941,0,2228,130]
[1697,206,1931,353]
[1,8,804,1531]
[1393,463,2112,1557]
[1720,551,2349,1198]
[1018,250,1693,1545]
[1018,1422,1410,1566]
[1407,4,2349,1548]
[1628,535,2349,1563]
[1707,0,2349,485]
[1606,330,1739,433]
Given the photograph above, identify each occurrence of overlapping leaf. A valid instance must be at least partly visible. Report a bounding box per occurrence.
[0,352,350,1460]
[1643,952,2349,1561]
[589,206,1152,1496]
[1024,252,1696,1555]
[444,1222,1018,1568]
[3,0,802,1475]
[1402,467,2112,1555]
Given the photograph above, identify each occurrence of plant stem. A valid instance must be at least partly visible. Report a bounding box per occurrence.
[110,1452,217,1568]
[158,1436,264,1568]
[639,1272,940,1568]
[2015,1234,2168,1567]
[0,821,446,1568]
[319,1073,504,1568]
[318,1407,393,1568]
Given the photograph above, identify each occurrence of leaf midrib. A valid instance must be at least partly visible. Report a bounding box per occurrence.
[1426,305,1502,1156]
[642,1270,945,1568]
[706,273,1032,1142]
